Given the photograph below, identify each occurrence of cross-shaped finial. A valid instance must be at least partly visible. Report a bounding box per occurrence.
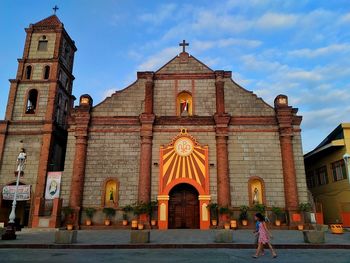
[53,5,59,14]
[179,40,189,53]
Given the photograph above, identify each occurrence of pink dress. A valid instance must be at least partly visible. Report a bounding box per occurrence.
[258,222,270,244]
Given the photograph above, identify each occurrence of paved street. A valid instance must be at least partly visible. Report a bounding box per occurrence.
[0,248,349,263]
[1,229,350,262]
[1,229,349,245]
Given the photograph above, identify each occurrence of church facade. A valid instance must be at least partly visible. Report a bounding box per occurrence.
[0,15,308,229]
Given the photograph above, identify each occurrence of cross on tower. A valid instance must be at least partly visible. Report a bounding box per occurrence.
[179,40,189,53]
[53,5,59,14]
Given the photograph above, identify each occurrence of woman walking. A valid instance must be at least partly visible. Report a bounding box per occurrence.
[253,213,277,259]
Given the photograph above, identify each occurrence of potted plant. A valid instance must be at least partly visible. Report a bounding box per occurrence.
[254,204,266,215]
[149,201,158,227]
[133,202,149,229]
[239,205,249,226]
[271,206,283,226]
[122,205,133,226]
[62,206,74,230]
[297,203,312,230]
[207,203,218,226]
[219,206,231,228]
[84,207,96,226]
[229,209,237,229]
[102,207,116,226]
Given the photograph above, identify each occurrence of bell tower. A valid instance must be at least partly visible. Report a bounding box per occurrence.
[0,14,77,227]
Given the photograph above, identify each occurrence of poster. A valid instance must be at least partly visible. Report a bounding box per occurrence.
[2,185,31,200]
[45,172,61,199]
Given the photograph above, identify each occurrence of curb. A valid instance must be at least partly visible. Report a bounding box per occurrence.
[0,243,349,249]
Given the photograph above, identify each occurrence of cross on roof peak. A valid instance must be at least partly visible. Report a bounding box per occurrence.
[179,40,189,53]
[53,5,59,14]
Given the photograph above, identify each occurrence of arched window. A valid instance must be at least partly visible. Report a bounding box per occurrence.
[177,91,193,116]
[25,65,32,80]
[43,65,50,79]
[26,89,38,114]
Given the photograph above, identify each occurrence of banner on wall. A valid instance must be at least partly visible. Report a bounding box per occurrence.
[45,172,62,199]
[2,185,31,201]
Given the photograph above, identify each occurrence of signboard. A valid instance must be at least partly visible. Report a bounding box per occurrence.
[2,185,31,201]
[45,172,62,200]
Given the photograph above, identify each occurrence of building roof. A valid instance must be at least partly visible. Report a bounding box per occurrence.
[304,123,350,159]
[33,15,62,27]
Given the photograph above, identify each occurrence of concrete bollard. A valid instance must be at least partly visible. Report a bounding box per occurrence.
[214,229,233,243]
[130,230,150,243]
[54,230,78,244]
[303,230,325,244]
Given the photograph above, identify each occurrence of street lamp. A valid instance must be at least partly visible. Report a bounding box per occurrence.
[343,153,350,184]
[1,148,26,240]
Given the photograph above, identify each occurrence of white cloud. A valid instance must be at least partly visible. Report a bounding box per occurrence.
[339,12,350,24]
[139,4,177,25]
[137,47,178,71]
[255,12,299,29]
[288,44,350,58]
[191,38,262,53]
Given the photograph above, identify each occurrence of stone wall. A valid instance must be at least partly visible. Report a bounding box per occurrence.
[12,83,50,121]
[228,129,285,207]
[81,131,141,207]
[0,134,42,192]
[92,80,145,117]
[28,33,56,59]
[293,131,308,203]
[157,55,212,74]
[224,79,275,116]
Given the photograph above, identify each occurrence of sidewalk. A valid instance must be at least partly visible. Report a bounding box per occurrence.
[1,229,349,249]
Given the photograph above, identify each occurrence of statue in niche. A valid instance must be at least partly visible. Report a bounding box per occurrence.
[109,188,114,203]
[180,100,189,116]
[253,187,259,204]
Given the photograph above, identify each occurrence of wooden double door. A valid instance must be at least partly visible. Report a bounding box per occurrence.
[168,184,199,229]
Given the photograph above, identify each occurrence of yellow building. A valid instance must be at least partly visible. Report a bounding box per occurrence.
[304,123,350,226]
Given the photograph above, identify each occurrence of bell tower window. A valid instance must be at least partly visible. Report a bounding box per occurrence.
[38,35,48,51]
[177,91,193,116]
[43,65,50,79]
[25,65,32,80]
[26,89,38,114]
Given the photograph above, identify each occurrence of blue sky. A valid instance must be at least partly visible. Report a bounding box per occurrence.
[1,0,349,153]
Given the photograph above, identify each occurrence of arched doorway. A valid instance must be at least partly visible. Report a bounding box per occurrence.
[168,183,199,229]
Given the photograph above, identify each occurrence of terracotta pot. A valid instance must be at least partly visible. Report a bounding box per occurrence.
[66,224,73,230]
[122,220,128,226]
[242,220,248,226]
[104,219,111,226]
[138,223,144,230]
[211,219,217,226]
[131,220,138,229]
[224,223,230,229]
[230,220,237,229]
[151,219,157,226]
[86,219,92,226]
[275,220,281,226]
[297,224,304,230]
[330,224,343,234]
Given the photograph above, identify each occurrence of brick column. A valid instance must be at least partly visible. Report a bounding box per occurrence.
[274,95,299,211]
[69,95,92,228]
[138,72,155,204]
[214,71,231,210]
